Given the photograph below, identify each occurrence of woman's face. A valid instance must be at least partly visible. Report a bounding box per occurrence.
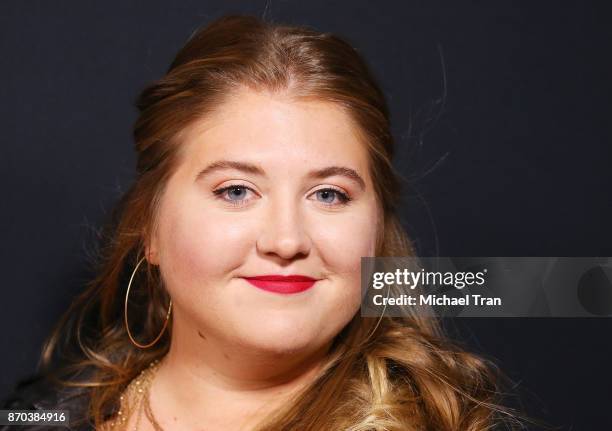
[148,88,380,356]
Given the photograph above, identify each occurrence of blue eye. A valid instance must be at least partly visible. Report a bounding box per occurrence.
[212,185,352,207]
[226,186,248,200]
[314,188,351,206]
[213,185,255,207]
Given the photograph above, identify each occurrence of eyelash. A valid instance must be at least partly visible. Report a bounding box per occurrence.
[212,184,352,208]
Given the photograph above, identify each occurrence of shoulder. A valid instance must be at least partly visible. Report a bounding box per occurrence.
[1,372,93,431]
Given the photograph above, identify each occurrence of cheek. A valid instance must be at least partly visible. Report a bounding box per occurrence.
[313,206,378,277]
[307,203,378,322]
[156,194,256,294]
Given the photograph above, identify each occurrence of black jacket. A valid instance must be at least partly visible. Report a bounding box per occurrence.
[1,373,93,431]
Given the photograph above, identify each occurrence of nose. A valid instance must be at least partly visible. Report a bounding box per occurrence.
[256,196,312,260]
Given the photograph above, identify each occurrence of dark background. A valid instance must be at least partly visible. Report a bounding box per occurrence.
[1,1,611,429]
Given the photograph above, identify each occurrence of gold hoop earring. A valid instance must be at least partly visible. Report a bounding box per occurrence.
[124,256,172,349]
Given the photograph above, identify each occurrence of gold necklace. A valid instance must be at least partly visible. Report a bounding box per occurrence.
[102,359,163,431]
[143,380,165,431]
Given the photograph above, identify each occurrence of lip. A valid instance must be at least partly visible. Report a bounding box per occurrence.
[242,275,319,294]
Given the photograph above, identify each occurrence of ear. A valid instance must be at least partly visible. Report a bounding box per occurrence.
[145,233,160,266]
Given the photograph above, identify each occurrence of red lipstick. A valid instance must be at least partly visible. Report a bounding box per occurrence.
[242,275,318,294]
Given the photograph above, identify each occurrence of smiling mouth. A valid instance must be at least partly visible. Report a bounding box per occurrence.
[241,275,318,294]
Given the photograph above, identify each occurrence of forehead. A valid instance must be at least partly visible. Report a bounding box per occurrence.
[176,89,370,174]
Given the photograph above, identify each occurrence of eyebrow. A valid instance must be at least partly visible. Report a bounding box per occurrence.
[195,160,366,191]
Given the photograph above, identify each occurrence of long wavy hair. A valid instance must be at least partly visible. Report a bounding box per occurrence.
[35,14,525,430]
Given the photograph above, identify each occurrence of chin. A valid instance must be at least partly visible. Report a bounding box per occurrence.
[234,318,325,355]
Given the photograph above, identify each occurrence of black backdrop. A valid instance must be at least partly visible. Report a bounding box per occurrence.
[1,1,611,429]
